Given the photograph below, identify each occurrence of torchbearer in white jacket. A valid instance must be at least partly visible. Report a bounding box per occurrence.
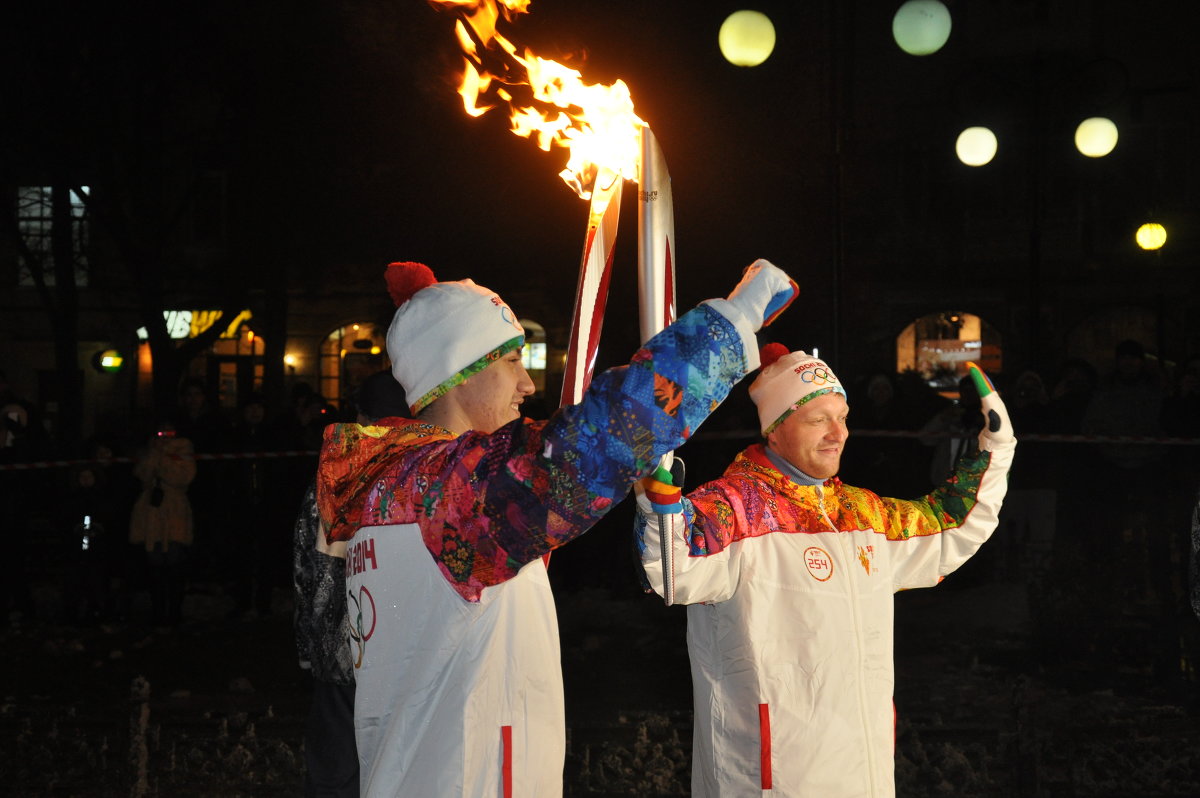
[635,345,1016,798]
[316,259,799,797]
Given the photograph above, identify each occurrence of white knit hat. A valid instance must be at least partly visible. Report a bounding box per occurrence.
[748,343,847,434]
[383,262,525,415]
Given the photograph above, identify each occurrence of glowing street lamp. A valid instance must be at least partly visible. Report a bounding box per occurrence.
[1136,222,1167,251]
[892,0,952,56]
[1075,117,1118,157]
[955,126,998,166]
[92,349,126,374]
[719,10,776,67]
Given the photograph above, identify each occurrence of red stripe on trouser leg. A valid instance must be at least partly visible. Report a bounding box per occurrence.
[502,725,513,798]
[759,703,772,789]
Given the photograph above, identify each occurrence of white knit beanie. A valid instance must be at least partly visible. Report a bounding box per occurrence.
[383,262,525,415]
[748,343,847,435]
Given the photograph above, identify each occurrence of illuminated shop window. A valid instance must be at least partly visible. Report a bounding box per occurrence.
[896,311,1002,395]
[321,323,387,409]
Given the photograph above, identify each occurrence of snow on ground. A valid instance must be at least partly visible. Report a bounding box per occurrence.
[2,555,1199,796]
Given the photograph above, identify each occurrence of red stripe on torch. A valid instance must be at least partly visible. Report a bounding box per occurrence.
[561,176,623,407]
[662,242,675,330]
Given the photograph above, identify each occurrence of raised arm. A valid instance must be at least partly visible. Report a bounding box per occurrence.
[880,363,1017,590]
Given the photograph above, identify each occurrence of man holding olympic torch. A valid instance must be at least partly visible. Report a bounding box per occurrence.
[316,257,798,796]
[635,347,1016,797]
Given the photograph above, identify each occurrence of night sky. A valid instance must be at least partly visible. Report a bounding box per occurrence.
[332,0,1200,368]
[4,0,1198,370]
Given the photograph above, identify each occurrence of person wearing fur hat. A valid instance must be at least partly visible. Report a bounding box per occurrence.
[315,258,799,797]
[634,346,1016,798]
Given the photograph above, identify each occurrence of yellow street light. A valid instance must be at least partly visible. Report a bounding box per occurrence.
[1075,117,1118,157]
[719,10,776,67]
[1135,222,1167,251]
[92,349,126,373]
[955,126,998,166]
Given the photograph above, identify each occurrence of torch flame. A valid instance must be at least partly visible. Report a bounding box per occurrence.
[430,0,645,199]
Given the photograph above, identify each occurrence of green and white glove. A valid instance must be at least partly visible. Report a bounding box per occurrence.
[967,361,1016,451]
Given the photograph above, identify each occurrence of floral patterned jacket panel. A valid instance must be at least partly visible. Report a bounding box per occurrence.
[318,304,749,602]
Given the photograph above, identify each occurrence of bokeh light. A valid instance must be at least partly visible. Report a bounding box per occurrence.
[1074,117,1119,157]
[719,10,776,67]
[892,0,952,56]
[955,127,998,166]
[1136,222,1167,251]
[93,349,125,373]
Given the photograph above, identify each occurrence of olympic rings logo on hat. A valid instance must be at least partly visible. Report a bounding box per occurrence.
[799,367,838,386]
[492,296,522,330]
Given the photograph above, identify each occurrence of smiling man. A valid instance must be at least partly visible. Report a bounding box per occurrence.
[635,345,1016,798]
[316,259,798,797]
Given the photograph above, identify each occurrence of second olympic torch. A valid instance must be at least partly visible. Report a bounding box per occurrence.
[637,127,679,605]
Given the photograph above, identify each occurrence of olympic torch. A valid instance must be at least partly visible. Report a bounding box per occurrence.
[637,126,679,605]
[425,0,645,403]
[429,0,671,573]
[637,128,676,347]
[560,172,622,405]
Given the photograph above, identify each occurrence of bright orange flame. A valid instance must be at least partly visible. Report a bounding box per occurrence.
[430,0,645,199]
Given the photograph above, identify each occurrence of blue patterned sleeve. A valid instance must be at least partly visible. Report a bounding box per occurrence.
[477,304,753,569]
[548,304,750,494]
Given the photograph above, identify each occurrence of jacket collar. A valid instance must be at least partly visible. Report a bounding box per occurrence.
[742,443,842,491]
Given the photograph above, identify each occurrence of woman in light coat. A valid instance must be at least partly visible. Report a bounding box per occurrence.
[129,422,196,627]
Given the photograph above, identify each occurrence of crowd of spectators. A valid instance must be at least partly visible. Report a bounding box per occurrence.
[0,372,348,630]
[1,346,1198,668]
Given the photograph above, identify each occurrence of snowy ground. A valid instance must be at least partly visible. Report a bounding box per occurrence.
[3,547,1199,798]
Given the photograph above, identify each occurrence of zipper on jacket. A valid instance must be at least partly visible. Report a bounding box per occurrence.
[814,485,839,534]
[819,485,879,796]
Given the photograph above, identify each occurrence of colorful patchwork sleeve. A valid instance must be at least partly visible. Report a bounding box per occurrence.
[873,441,1015,591]
[634,488,747,604]
[360,304,754,602]
[635,451,800,604]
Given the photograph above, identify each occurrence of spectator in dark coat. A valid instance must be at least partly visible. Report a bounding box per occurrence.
[293,370,409,797]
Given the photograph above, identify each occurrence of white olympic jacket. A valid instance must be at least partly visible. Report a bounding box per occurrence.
[636,393,1016,797]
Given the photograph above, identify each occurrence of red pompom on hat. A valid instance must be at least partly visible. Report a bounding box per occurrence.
[383,263,525,414]
[385,262,436,307]
[759,342,790,370]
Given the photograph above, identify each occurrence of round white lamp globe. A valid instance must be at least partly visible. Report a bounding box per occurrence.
[1074,117,1119,157]
[956,126,998,166]
[893,0,952,56]
[719,10,776,67]
[1136,222,1167,251]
